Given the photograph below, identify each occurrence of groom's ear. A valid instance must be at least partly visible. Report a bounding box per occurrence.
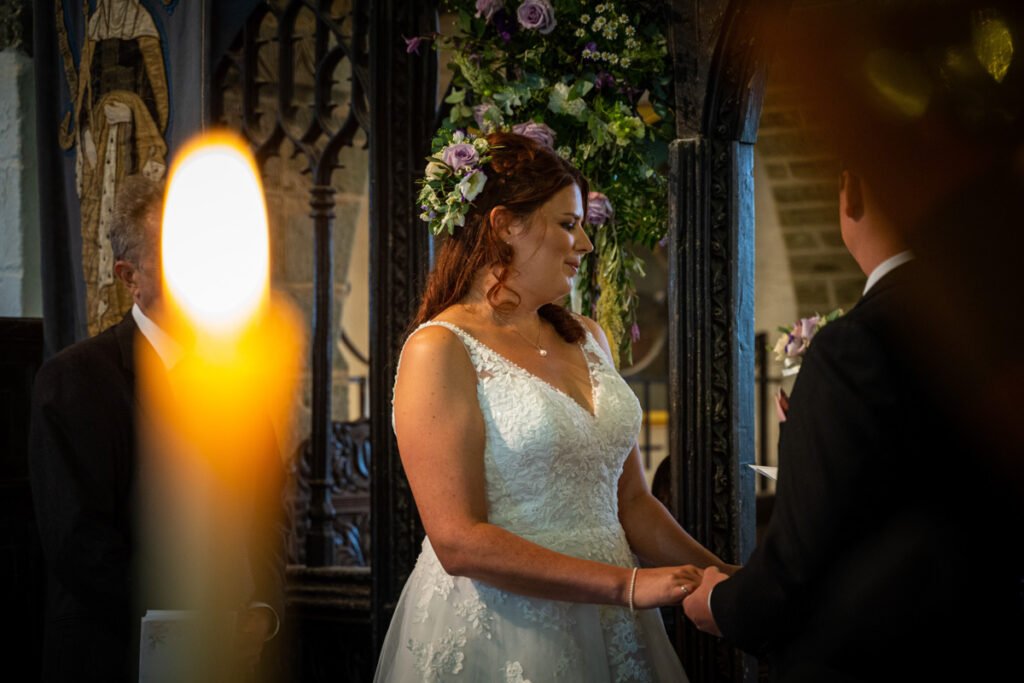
[840,170,864,221]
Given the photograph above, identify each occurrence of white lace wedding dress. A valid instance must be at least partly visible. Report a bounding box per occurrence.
[374,321,688,682]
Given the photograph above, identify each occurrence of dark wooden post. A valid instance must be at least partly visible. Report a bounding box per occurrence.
[368,0,438,654]
[667,1,788,680]
[668,136,757,682]
[305,183,339,566]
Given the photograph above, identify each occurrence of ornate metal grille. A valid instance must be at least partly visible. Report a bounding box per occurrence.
[211,0,372,568]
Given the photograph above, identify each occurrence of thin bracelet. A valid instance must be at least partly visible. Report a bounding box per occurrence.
[627,567,639,612]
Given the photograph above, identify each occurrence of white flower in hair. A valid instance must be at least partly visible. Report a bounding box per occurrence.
[458,170,487,201]
[425,161,446,179]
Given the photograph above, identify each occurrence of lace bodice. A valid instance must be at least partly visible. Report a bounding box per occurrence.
[404,321,642,558]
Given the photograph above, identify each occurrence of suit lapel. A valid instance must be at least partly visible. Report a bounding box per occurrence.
[114,312,139,381]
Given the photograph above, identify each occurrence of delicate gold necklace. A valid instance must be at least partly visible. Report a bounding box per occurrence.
[505,317,548,357]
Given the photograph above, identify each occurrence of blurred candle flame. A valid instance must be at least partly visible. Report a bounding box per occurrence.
[138,131,302,675]
[148,130,302,484]
[162,131,270,337]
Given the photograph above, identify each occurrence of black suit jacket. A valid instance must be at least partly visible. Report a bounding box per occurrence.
[29,313,287,682]
[711,264,1024,681]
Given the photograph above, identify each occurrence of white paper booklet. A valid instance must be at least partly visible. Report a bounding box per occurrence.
[139,610,236,682]
[749,465,778,480]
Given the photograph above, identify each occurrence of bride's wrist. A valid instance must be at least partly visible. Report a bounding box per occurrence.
[617,566,637,608]
[626,567,639,611]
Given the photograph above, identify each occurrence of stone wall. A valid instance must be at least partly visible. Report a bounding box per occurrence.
[213,4,372,461]
[756,61,865,320]
[0,40,41,317]
[262,135,371,460]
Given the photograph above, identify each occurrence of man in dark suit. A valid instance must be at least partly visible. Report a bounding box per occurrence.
[29,176,286,681]
[683,156,1024,678]
[681,3,1024,678]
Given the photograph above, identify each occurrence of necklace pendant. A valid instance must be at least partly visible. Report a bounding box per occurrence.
[538,348,548,357]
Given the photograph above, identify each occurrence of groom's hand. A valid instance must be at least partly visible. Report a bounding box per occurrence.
[235,606,276,673]
[775,388,790,423]
[683,565,728,636]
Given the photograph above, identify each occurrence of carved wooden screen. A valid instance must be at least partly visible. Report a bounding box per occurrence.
[212,0,373,569]
[211,1,436,678]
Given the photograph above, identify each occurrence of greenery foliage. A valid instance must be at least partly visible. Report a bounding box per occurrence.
[424,0,675,365]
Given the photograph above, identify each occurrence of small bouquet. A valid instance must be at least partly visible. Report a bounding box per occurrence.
[772,308,844,376]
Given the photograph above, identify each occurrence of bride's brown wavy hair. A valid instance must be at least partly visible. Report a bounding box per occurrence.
[412,132,589,343]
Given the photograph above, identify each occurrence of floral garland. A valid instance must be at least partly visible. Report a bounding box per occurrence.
[410,0,675,366]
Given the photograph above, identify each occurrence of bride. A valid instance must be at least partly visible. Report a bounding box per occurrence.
[374,132,735,682]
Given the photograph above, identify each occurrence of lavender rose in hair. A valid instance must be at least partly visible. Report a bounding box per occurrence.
[442,143,480,172]
[512,121,557,148]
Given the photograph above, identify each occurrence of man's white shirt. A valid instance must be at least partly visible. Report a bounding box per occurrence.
[132,303,182,369]
[863,250,913,295]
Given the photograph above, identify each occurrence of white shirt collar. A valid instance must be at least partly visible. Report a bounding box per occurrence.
[863,251,913,295]
[131,303,182,369]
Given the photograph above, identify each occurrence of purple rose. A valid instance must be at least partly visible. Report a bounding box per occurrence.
[586,191,614,226]
[783,315,822,358]
[784,333,808,358]
[512,121,556,148]
[798,315,821,340]
[475,0,504,22]
[517,0,557,35]
[442,142,479,171]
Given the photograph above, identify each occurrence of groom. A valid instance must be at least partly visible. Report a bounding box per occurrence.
[683,158,1024,678]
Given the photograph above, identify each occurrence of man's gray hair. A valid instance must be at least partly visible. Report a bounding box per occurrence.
[109,175,164,263]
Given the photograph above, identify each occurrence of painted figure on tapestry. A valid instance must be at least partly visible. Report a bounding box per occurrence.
[57,0,170,335]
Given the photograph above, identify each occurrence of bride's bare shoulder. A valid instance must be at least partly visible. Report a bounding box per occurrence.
[404,323,466,360]
[396,323,477,406]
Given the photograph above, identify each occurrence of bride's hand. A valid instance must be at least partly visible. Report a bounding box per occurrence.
[632,565,705,609]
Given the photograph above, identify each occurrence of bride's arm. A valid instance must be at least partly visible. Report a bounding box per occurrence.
[575,317,737,573]
[617,445,735,571]
[395,325,700,609]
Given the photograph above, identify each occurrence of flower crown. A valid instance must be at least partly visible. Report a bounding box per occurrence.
[418,130,492,236]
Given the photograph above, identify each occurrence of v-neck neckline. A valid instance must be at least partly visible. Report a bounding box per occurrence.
[429,321,599,419]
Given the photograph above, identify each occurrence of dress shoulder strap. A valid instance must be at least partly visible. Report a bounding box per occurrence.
[571,316,615,369]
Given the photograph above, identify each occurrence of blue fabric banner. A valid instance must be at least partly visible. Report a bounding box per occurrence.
[35,0,262,354]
